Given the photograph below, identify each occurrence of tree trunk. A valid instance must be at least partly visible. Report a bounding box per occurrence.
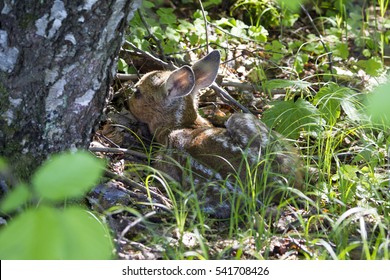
[0,0,141,179]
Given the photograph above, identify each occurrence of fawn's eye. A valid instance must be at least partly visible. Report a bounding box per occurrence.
[133,89,142,99]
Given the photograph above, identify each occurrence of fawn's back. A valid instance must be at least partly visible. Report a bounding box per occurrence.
[129,50,303,216]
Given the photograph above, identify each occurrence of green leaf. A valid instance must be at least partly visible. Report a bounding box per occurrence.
[294,53,309,73]
[341,97,363,122]
[334,42,349,60]
[150,25,165,42]
[357,57,383,77]
[32,151,105,202]
[118,58,129,74]
[265,40,286,63]
[277,0,303,12]
[156,8,177,25]
[248,25,268,42]
[234,19,248,29]
[263,79,311,91]
[0,206,113,259]
[313,83,342,126]
[0,183,31,213]
[188,33,199,45]
[142,0,155,8]
[178,20,194,32]
[165,26,180,43]
[367,78,390,127]
[214,17,233,28]
[281,12,299,27]
[263,99,324,138]
[203,0,222,8]
[231,26,247,38]
[313,83,363,125]
[302,37,324,55]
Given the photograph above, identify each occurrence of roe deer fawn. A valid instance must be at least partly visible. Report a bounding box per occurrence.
[129,50,304,217]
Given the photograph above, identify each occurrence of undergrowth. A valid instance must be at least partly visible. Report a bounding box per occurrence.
[112,0,390,259]
[1,0,389,260]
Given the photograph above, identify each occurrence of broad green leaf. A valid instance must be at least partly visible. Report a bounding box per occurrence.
[334,42,349,59]
[0,206,113,259]
[263,79,311,91]
[341,98,364,122]
[142,0,155,8]
[150,26,164,41]
[302,37,324,55]
[234,19,248,29]
[166,26,180,43]
[248,25,268,42]
[277,0,305,12]
[294,53,309,73]
[0,183,31,213]
[263,99,323,138]
[231,26,247,38]
[60,207,113,259]
[32,151,105,201]
[281,12,299,27]
[203,0,222,8]
[214,17,233,28]
[313,83,342,126]
[367,79,390,127]
[118,58,128,73]
[178,20,194,32]
[357,57,383,77]
[313,83,363,125]
[188,33,199,45]
[194,17,206,29]
[156,8,177,25]
[265,40,286,63]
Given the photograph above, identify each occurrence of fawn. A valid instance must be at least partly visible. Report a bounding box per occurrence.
[129,50,304,217]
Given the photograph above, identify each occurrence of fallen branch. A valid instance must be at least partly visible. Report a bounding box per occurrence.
[89,146,148,160]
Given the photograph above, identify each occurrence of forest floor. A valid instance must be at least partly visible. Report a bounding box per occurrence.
[88,1,390,260]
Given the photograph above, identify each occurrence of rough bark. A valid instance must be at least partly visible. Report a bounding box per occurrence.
[0,0,141,179]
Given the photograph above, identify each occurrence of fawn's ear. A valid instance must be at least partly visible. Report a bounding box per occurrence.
[191,50,220,91]
[165,65,195,99]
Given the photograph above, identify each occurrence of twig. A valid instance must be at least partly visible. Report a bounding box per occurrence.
[119,210,157,240]
[222,80,259,91]
[89,146,148,160]
[125,41,173,69]
[211,83,251,113]
[95,132,120,148]
[300,4,335,82]
[116,73,139,81]
[198,0,210,53]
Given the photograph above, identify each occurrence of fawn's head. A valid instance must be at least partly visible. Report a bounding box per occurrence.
[129,50,220,135]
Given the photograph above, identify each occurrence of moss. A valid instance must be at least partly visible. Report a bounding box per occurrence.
[2,152,43,182]
[0,75,9,108]
[14,154,41,181]
[19,13,39,30]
